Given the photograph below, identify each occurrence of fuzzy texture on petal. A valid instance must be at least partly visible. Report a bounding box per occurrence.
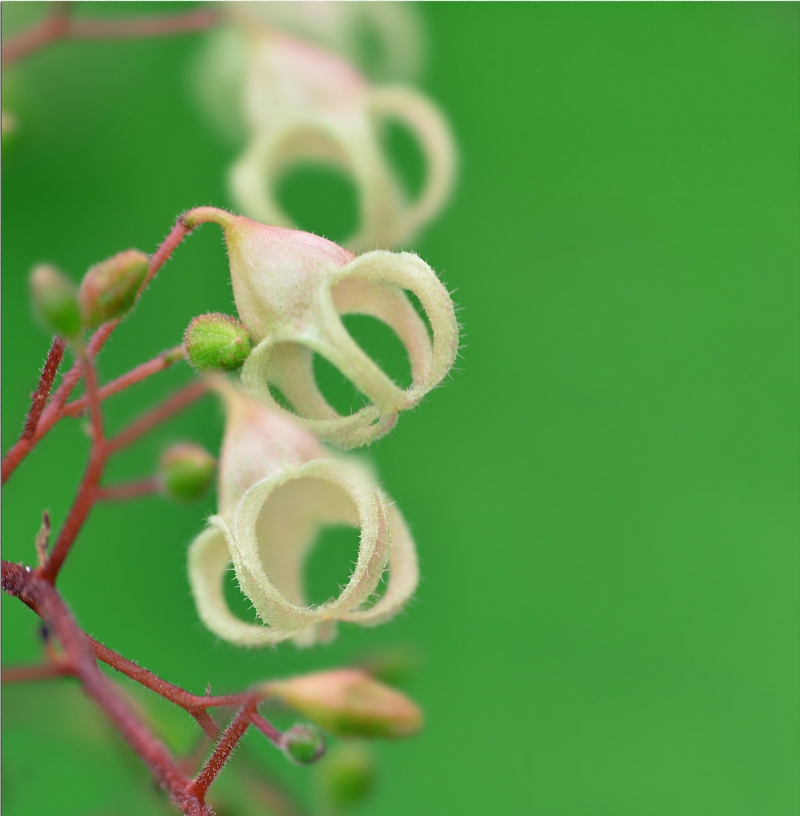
[186,208,459,448]
[188,382,419,647]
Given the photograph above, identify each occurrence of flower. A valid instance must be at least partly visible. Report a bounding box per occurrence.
[188,381,419,647]
[225,2,426,83]
[192,2,426,148]
[184,207,459,449]
[195,24,456,252]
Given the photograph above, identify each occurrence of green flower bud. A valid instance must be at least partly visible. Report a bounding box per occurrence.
[282,723,326,766]
[184,313,252,372]
[317,743,377,812]
[265,669,423,740]
[79,249,149,330]
[30,264,81,339]
[159,443,216,503]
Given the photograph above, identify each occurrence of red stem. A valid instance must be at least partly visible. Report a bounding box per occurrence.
[96,478,160,502]
[2,661,74,683]
[107,381,208,454]
[192,700,257,801]
[80,351,105,443]
[142,216,197,291]
[62,345,185,418]
[2,560,210,816]
[22,337,66,439]
[3,6,219,66]
[2,323,116,485]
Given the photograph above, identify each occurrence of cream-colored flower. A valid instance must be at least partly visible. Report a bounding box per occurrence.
[192,2,426,146]
[224,1,426,82]
[188,382,419,647]
[226,31,456,252]
[184,207,459,449]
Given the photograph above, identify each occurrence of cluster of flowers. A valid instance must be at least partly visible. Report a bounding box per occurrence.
[181,7,459,649]
[28,5,459,652]
[194,2,456,251]
[182,205,458,648]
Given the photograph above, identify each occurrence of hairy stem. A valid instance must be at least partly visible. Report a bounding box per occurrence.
[192,700,258,801]
[2,560,210,816]
[2,322,116,484]
[63,345,185,419]
[22,336,66,439]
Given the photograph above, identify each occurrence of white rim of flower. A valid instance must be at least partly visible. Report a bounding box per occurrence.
[228,87,454,253]
[240,250,457,448]
[189,458,418,646]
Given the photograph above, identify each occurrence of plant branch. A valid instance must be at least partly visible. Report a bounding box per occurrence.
[107,381,208,454]
[22,336,66,439]
[96,478,161,502]
[2,661,74,683]
[62,345,185,419]
[2,322,116,484]
[192,700,258,801]
[1,560,210,816]
[3,4,219,66]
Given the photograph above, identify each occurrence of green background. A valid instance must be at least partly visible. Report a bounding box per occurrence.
[3,3,798,815]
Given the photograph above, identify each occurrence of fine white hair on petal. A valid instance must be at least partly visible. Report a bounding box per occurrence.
[185,207,459,448]
[187,382,419,647]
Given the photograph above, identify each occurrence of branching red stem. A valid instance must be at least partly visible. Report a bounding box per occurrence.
[2,322,116,484]
[62,345,185,418]
[96,478,161,502]
[3,5,219,66]
[192,700,258,801]
[2,560,210,816]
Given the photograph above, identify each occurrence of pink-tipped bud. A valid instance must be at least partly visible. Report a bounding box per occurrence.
[265,669,423,739]
[79,249,149,330]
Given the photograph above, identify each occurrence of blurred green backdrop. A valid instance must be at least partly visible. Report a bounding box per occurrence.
[2,3,798,815]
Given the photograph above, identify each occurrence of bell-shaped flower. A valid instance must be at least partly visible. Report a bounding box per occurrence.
[225,31,456,252]
[188,381,419,647]
[226,1,426,82]
[184,206,459,449]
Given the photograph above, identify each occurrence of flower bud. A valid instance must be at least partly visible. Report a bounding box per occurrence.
[78,249,149,329]
[30,264,81,339]
[265,669,422,739]
[184,313,252,372]
[317,743,377,812]
[282,723,326,766]
[159,443,216,503]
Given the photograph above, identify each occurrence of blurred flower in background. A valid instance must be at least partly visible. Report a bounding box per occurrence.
[192,2,456,251]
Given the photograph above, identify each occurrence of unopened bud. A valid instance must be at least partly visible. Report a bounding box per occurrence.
[265,669,423,739]
[317,742,377,812]
[79,249,149,329]
[30,265,81,339]
[282,723,326,766]
[159,443,216,503]
[184,313,251,372]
